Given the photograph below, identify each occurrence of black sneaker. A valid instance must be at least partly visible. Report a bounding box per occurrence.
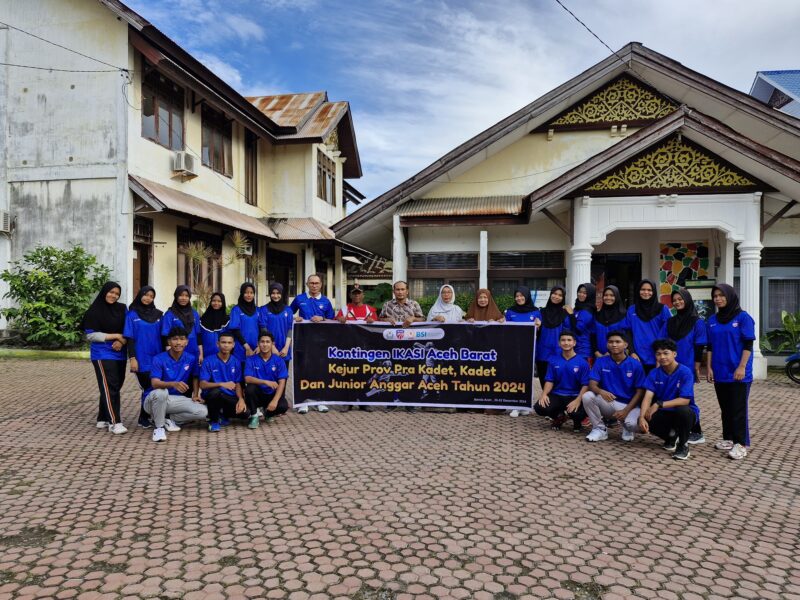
[687,432,705,445]
[672,444,690,460]
[663,436,678,452]
[358,406,373,412]
[572,420,583,433]
[138,417,153,429]
[551,414,567,430]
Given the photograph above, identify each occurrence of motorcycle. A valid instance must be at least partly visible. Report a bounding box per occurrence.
[786,343,800,384]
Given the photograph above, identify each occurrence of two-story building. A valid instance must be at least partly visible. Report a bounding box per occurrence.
[0,0,365,326]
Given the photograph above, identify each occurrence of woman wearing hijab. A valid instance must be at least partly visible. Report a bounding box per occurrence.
[124,286,163,428]
[567,283,596,361]
[259,282,294,362]
[82,282,128,434]
[594,286,629,358]
[707,284,755,460]
[466,289,505,323]
[229,282,260,364]
[504,286,541,418]
[199,292,229,358]
[627,279,671,373]
[427,284,464,323]
[536,286,570,390]
[161,285,203,363]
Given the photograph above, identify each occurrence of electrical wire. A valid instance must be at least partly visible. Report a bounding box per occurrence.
[0,61,122,73]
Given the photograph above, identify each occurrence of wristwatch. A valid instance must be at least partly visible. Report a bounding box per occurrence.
[655,399,664,408]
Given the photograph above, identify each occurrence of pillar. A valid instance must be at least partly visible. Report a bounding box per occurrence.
[334,245,346,311]
[479,230,488,289]
[737,192,766,379]
[304,243,316,284]
[392,214,407,283]
[566,197,593,299]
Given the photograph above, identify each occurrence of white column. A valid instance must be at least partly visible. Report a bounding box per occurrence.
[566,197,593,298]
[392,214,407,283]
[334,245,346,311]
[326,260,334,299]
[304,243,316,283]
[479,230,488,289]
[738,192,766,379]
[718,237,735,284]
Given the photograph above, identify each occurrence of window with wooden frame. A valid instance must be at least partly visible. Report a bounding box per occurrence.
[141,63,184,151]
[244,129,258,206]
[201,105,233,177]
[176,227,223,291]
[317,149,336,204]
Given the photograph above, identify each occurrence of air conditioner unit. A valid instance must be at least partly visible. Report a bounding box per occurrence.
[173,151,198,178]
[0,210,11,234]
[239,245,253,256]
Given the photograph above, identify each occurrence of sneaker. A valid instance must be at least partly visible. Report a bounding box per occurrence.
[585,428,608,442]
[672,444,691,461]
[358,406,373,412]
[317,404,329,413]
[687,432,705,445]
[256,408,264,418]
[662,436,678,452]
[137,417,153,429]
[219,417,230,427]
[621,426,635,442]
[551,414,568,430]
[715,439,734,451]
[342,405,353,412]
[109,423,128,435]
[264,416,274,425]
[152,427,166,442]
[297,406,309,414]
[509,409,520,418]
[96,421,109,429]
[208,422,221,432]
[248,415,259,429]
[728,443,748,460]
[164,419,181,432]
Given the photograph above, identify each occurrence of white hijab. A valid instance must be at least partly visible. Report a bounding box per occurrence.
[427,284,464,322]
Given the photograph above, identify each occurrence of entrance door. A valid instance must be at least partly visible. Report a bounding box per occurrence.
[591,253,642,308]
[132,243,150,292]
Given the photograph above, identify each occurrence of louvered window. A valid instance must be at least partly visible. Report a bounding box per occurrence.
[734,247,800,267]
[489,251,565,269]
[408,253,478,269]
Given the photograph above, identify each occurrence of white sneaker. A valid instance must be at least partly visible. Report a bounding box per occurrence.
[728,443,747,460]
[256,408,264,418]
[164,419,181,432]
[109,423,128,435]
[317,405,329,413]
[96,421,109,429]
[621,426,635,442]
[715,440,734,451]
[509,410,520,418]
[152,427,166,442]
[585,428,608,442]
[297,406,309,414]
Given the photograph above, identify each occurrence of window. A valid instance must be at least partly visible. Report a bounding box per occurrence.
[141,65,184,151]
[267,248,298,298]
[245,129,258,206]
[409,253,478,269]
[202,105,233,177]
[409,279,476,298]
[489,251,564,269]
[766,278,800,329]
[489,278,566,298]
[177,228,222,291]
[317,149,336,204]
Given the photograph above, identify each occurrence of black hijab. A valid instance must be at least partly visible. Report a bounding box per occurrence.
[634,279,663,322]
[128,286,162,324]
[265,281,287,315]
[200,292,229,331]
[170,285,195,329]
[540,285,569,328]
[596,285,627,327]
[508,286,537,313]
[667,288,698,341]
[81,281,126,333]
[713,283,742,324]
[574,283,597,314]
[237,282,257,317]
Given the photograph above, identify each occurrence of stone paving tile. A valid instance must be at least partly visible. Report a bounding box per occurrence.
[0,358,799,599]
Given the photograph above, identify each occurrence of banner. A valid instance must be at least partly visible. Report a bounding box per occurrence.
[292,322,536,410]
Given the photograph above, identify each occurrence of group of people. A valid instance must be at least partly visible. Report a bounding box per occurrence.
[82,274,755,461]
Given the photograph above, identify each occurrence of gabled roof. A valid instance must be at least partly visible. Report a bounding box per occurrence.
[752,70,800,100]
[248,92,328,128]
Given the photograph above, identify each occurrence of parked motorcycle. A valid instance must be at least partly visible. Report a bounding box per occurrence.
[786,343,800,384]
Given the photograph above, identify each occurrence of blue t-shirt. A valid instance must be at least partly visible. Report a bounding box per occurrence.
[627,305,670,366]
[594,316,630,356]
[571,310,595,359]
[228,306,261,362]
[290,293,335,320]
[258,306,294,361]
[504,309,540,324]
[150,350,198,395]
[123,312,162,372]
[644,363,698,420]
[86,328,127,361]
[199,325,225,357]
[537,320,568,363]
[200,353,241,398]
[669,319,707,369]
[590,354,646,404]
[707,312,755,383]
[545,353,590,397]
[160,309,202,360]
[245,352,289,394]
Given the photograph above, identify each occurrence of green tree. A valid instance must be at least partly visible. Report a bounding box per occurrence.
[1,245,112,347]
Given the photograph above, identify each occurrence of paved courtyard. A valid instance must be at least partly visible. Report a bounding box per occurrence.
[0,358,798,600]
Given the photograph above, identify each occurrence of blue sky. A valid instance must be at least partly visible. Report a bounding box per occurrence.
[125,0,800,201]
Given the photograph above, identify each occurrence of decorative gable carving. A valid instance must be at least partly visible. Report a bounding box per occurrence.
[582,134,761,195]
[547,75,678,130]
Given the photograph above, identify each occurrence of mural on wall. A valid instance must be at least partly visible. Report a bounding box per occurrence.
[659,242,710,306]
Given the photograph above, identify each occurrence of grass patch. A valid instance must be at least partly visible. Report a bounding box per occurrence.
[90,560,128,574]
[0,570,14,584]
[562,579,610,600]
[494,593,519,600]
[0,348,88,360]
[218,555,241,568]
[352,584,399,600]
[0,526,58,547]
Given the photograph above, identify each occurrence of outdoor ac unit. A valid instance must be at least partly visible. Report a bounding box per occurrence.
[0,210,11,234]
[239,245,253,256]
[173,151,198,177]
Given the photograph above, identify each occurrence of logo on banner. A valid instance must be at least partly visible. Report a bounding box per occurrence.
[383,328,445,341]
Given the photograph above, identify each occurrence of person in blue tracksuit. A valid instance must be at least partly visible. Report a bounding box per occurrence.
[81,281,128,434]
[244,331,290,428]
[259,282,294,362]
[290,273,335,322]
[535,286,570,390]
[707,284,755,461]
[124,286,163,428]
[594,285,629,358]
[627,279,671,373]
[161,285,203,364]
[534,330,590,432]
[229,282,260,365]
[200,332,246,431]
[199,292,229,358]
[504,286,541,418]
[568,282,596,361]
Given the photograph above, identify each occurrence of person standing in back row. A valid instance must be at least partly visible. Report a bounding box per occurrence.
[228,282,260,366]
[124,286,163,429]
[628,280,671,373]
